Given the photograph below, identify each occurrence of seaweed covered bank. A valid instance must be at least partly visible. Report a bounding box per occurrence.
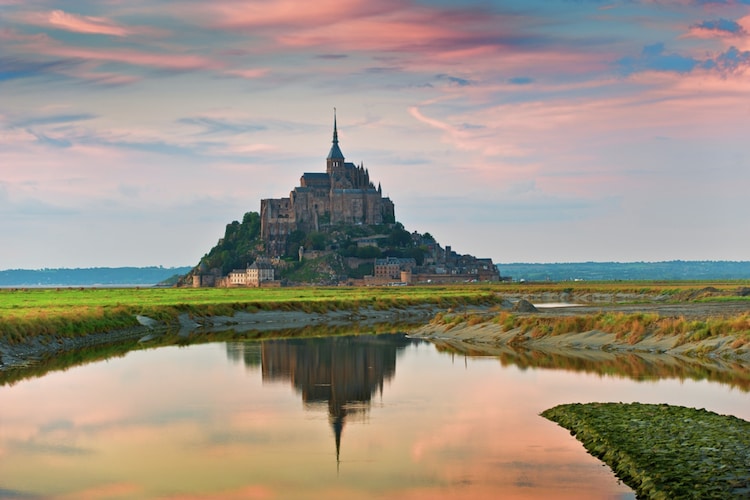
[542,403,750,499]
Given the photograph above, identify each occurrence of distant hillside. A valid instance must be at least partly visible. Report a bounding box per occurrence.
[0,267,193,287]
[498,261,750,282]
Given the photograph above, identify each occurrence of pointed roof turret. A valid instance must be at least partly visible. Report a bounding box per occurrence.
[327,108,345,161]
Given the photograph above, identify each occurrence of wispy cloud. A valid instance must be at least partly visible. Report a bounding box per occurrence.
[18,9,135,37]
[178,117,267,135]
[0,58,60,81]
[37,44,221,71]
[10,113,97,128]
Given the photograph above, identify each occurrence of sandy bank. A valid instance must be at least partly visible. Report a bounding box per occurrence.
[409,301,750,363]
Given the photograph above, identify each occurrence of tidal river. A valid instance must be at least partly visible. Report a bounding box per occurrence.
[1,333,748,499]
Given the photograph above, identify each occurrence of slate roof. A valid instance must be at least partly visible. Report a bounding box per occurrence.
[302,172,329,181]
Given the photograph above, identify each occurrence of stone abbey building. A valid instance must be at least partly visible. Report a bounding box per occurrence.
[261,114,395,256]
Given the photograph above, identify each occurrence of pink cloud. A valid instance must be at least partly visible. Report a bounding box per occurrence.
[224,68,271,79]
[17,10,132,36]
[38,44,221,71]
[735,15,750,50]
[277,11,470,53]
[205,0,402,30]
[266,6,607,80]
[686,25,738,39]
[6,25,217,75]
[47,10,132,36]
[195,0,528,61]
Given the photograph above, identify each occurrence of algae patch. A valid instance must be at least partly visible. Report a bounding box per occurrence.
[541,402,750,499]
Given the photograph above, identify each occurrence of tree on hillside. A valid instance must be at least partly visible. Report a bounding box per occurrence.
[200,211,263,274]
[285,229,307,257]
[305,232,327,251]
[388,223,412,247]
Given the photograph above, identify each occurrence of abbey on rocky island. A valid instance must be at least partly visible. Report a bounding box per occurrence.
[187,112,502,287]
[260,112,395,256]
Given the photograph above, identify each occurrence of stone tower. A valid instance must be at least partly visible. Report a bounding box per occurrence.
[326,109,345,176]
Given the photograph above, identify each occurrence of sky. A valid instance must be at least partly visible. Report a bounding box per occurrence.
[1,0,750,269]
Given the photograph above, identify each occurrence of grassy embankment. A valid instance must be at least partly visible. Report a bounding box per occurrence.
[2,281,749,344]
[0,285,503,343]
[542,403,750,499]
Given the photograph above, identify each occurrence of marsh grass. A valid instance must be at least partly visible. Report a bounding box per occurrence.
[466,315,487,327]
[447,310,750,347]
[730,334,750,349]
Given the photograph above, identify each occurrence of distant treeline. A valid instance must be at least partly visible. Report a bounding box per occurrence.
[497,261,750,282]
[0,267,193,287]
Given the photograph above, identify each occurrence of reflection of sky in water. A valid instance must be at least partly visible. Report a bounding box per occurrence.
[1,334,748,499]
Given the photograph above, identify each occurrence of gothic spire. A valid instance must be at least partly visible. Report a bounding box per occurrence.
[333,108,339,144]
[327,108,345,161]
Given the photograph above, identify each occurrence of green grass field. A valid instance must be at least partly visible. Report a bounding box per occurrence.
[0,284,502,341]
[0,284,503,317]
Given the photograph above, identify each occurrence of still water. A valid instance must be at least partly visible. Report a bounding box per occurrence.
[1,333,748,499]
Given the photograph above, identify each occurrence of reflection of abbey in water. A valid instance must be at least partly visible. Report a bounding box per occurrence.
[226,334,415,463]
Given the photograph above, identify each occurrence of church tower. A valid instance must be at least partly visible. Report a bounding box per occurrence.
[326,109,345,175]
